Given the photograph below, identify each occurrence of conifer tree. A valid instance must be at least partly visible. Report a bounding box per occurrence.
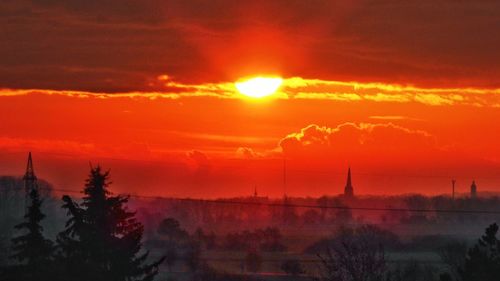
[461,223,500,281]
[9,187,53,281]
[57,166,164,281]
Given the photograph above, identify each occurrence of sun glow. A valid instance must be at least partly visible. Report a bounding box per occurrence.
[235,77,283,98]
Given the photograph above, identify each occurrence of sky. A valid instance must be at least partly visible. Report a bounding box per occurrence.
[1,0,500,197]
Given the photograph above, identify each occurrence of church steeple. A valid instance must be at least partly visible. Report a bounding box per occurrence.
[470,180,477,199]
[344,166,354,198]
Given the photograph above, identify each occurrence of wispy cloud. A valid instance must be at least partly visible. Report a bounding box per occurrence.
[369,116,424,121]
[281,77,500,106]
[2,75,500,107]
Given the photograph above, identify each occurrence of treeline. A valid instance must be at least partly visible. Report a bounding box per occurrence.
[135,194,500,233]
[2,166,500,281]
[144,217,290,275]
[385,195,500,225]
[147,216,500,281]
[136,196,354,233]
[312,223,500,281]
[222,227,287,252]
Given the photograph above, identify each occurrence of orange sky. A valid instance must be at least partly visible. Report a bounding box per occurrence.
[1,1,500,197]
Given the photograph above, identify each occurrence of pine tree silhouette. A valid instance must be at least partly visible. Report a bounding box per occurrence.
[57,166,164,281]
[461,223,500,281]
[8,187,53,281]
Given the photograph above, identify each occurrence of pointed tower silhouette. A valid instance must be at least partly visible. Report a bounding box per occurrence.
[470,180,477,199]
[23,152,38,212]
[344,166,354,198]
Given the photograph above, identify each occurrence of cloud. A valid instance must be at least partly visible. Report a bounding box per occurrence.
[1,1,500,91]
[235,147,262,159]
[363,93,412,103]
[279,123,437,163]
[293,92,362,101]
[282,77,500,106]
[0,136,96,156]
[369,116,423,121]
[186,150,211,178]
[0,136,168,161]
[2,74,500,107]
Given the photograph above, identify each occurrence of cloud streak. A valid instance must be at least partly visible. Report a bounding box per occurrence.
[2,75,500,107]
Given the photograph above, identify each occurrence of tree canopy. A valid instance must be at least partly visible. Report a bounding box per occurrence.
[57,166,164,281]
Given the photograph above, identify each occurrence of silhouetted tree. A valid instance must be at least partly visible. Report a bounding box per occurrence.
[402,195,430,224]
[317,226,388,281]
[245,249,262,273]
[193,227,217,250]
[57,166,164,281]
[282,197,298,225]
[0,235,9,267]
[164,243,178,272]
[205,231,217,250]
[184,240,201,272]
[387,260,438,281]
[303,209,321,225]
[439,273,453,281]
[224,232,246,251]
[460,223,500,281]
[438,241,467,280]
[193,227,205,243]
[204,231,217,250]
[7,188,53,281]
[0,176,57,269]
[334,200,353,224]
[158,217,188,242]
[306,225,399,255]
[192,264,254,281]
[222,227,287,252]
[281,259,305,276]
[259,227,286,252]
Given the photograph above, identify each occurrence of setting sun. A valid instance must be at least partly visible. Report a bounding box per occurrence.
[235,77,283,98]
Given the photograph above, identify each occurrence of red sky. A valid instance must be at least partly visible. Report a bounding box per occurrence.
[1,1,500,197]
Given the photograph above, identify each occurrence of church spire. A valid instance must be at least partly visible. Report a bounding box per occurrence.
[470,180,477,199]
[344,166,354,198]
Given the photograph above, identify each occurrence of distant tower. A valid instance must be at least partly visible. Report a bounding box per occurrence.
[452,179,456,200]
[470,180,477,199]
[344,167,354,198]
[283,156,287,197]
[23,152,38,212]
[254,186,258,198]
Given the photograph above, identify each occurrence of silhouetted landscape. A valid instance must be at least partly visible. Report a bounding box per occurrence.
[1,154,500,281]
[2,1,500,280]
